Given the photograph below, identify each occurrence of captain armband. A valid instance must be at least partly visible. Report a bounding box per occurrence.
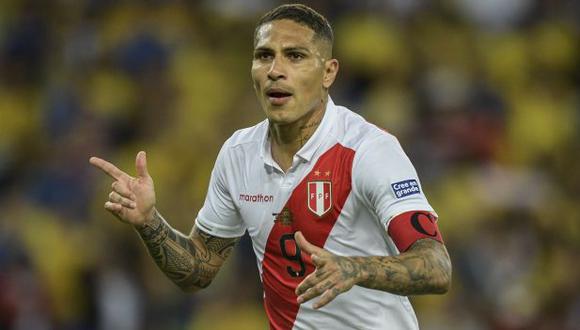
[387,211,444,252]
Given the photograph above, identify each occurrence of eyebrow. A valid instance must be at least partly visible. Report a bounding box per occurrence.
[254,46,311,53]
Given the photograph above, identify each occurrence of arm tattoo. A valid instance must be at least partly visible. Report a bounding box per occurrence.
[350,239,452,296]
[136,211,239,291]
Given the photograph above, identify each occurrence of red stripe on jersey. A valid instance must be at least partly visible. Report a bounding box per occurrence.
[387,211,443,252]
[262,143,355,330]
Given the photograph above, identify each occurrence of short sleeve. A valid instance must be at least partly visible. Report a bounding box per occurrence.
[352,134,435,229]
[196,139,246,238]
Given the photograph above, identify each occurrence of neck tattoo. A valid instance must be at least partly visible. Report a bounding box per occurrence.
[299,120,321,130]
[298,120,321,147]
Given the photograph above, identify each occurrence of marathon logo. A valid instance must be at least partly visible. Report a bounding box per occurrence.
[391,179,420,199]
[239,193,274,203]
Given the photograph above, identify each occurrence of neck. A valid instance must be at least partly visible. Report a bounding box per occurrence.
[269,97,327,171]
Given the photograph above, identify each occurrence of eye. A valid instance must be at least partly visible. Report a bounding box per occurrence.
[255,51,273,61]
[288,52,304,61]
[288,52,305,61]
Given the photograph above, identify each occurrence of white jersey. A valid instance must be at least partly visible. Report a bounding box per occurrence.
[197,98,434,330]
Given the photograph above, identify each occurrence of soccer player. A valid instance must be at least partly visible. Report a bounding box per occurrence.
[90,4,451,329]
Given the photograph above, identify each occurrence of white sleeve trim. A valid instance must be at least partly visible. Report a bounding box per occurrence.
[195,216,245,238]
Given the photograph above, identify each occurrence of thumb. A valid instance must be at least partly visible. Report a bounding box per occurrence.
[295,231,325,257]
[135,151,150,178]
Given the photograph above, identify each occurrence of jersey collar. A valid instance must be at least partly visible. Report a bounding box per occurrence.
[260,96,338,168]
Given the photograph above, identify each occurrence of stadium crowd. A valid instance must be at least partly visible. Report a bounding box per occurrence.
[0,0,578,329]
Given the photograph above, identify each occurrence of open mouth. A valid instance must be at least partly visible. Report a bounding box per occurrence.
[266,89,293,105]
[266,91,292,98]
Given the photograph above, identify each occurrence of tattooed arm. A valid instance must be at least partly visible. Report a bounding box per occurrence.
[136,210,239,292]
[352,238,451,295]
[89,152,239,292]
[294,233,451,309]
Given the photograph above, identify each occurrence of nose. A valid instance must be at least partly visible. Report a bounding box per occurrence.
[267,59,286,81]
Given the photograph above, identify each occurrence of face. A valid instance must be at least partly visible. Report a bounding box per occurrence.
[252,19,338,125]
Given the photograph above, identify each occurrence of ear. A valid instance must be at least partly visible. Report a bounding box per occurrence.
[322,59,339,89]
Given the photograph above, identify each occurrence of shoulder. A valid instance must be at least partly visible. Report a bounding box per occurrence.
[211,119,268,172]
[221,119,268,152]
[329,104,412,178]
[333,104,400,153]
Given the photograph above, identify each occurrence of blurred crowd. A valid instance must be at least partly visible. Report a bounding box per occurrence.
[0,0,578,329]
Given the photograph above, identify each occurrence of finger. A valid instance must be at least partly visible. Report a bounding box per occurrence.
[135,151,149,178]
[104,201,123,214]
[109,191,136,209]
[295,231,326,259]
[296,271,318,296]
[313,286,344,309]
[296,268,332,296]
[89,157,129,181]
[297,279,334,304]
[112,181,135,200]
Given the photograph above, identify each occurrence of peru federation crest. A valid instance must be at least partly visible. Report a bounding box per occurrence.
[307,181,332,217]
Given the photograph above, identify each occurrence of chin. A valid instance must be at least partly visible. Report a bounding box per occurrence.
[267,114,292,125]
[263,104,290,121]
[266,111,296,125]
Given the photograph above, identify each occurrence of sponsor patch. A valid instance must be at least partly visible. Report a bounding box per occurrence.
[239,193,274,203]
[391,179,420,199]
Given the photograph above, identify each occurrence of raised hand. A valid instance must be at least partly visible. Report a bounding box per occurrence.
[294,231,365,309]
[89,151,156,226]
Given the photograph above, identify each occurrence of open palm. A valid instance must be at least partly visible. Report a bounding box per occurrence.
[89,151,156,225]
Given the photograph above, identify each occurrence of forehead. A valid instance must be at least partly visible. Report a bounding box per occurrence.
[255,19,316,49]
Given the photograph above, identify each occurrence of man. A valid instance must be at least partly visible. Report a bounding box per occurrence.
[90,4,451,329]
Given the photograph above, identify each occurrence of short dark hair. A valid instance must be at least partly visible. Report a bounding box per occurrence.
[255,4,334,45]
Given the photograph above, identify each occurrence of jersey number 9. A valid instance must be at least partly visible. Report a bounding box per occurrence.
[280,233,306,277]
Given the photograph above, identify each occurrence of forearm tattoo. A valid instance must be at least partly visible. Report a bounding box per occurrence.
[351,239,452,296]
[136,211,239,291]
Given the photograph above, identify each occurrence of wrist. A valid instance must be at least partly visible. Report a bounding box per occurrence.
[135,208,159,231]
[144,207,158,224]
[348,257,368,285]
[135,209,169,248]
